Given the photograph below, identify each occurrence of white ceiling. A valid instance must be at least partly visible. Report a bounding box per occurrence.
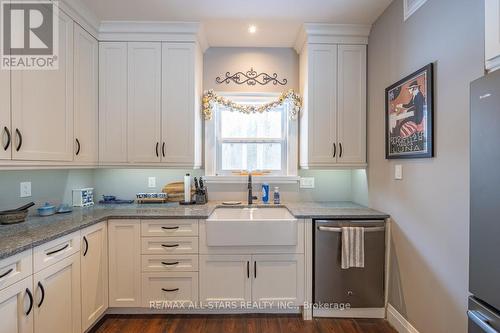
[82,0,393,47]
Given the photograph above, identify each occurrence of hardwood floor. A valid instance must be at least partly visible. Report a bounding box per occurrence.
[91,314,397,333]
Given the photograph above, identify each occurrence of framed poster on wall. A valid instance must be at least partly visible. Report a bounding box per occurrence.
[385,63,434,159]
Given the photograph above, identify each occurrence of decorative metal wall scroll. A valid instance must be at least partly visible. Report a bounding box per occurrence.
[216,67,287,86]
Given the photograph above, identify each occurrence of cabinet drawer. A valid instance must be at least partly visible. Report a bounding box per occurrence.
[141,272,198,307]
[141,219,198,237]
[142,255,198,272]
[33,231,81,272]
[0,250,32,290]
[141,237,198,255]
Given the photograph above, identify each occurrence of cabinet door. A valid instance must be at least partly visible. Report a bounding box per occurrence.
[337,45,366,165]
[161,42,196,166]
[0,277,33,333]
[33,253,81,333]
[108,220,141,307]
[127,42,162,163]
[81,222,108,331]
[306,44,338,166]
[0,66,10,161]
[251,254,304,307]
[11,11,74,161]
[74,24,98,164]
[99,42,128,163]
[485,0,500,70]
[199,255,251,303]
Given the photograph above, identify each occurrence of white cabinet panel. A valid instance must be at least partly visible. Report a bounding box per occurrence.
[0,250,32,291]
[127,42,162,163]
[141,219,198,237]
[108,220,141,307]
[74,24,98,163]
[141,272,198,307]
[251,254,304,307]
[141,237,198,255]
[302,44,338,166]
[11,10,74,161]
[142,255,198,272]
[337,45,366,164]
[0,277,33,333]
[199,255,251,303]
[81,223,108,331]
[99,42,128,163]
[33,231,80,273]
[0,66,10,161]
[33,253,81,333]
[161,43,201,167]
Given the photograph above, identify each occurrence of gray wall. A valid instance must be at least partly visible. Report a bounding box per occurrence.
[367,0,484,332]
[203,47,299,93]
[0,170,94,211]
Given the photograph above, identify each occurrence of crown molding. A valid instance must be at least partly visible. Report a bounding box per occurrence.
[98,21,208,51]
[294,23,372,53]
[58,0,100,38]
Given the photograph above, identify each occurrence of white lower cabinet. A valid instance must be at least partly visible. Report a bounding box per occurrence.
[81,223,108,331]
[199,255,252,303]
[252,254,304,306]
[199,254,304,307]
[108,220,141,307]
[0,277,34,333]
[33,253,81,333]
[141,272,198,307]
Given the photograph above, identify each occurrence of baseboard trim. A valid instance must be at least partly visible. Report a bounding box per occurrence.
[106,307,301,315]
[313,307,385,318]
[386,304,420,333]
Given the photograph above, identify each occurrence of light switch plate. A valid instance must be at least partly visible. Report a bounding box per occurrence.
[148,177,156,188]
[395,165,403,180]
[300,177,315,188]
[20,182,31,197]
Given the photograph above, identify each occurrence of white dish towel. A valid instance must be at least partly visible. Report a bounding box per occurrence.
[341,227,365,269]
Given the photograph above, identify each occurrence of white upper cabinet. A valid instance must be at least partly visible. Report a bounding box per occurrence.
[300,44,338,167]
[99,42,128,164]
[299,43,367,168]
[11,10,74,161]
[0,67,10,161]
[74,25,98,164]
[485,0,500,71]
[337,45,367,165]
[127,42,162,163]
[161,42,202,168]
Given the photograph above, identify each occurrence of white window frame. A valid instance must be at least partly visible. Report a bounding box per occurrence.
[204,92,299,183]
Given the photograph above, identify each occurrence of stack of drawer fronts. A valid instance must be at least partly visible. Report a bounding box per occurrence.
[141,219,199,307]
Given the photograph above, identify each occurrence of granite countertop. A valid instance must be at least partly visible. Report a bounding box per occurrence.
[0,201,389,260]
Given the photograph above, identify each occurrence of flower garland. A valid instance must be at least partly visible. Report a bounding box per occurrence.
[202,89,302,121]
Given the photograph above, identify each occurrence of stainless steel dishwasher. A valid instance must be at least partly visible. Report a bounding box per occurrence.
[314,219,386,308]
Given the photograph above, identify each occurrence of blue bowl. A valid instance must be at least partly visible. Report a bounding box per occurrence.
[38,203,56,216]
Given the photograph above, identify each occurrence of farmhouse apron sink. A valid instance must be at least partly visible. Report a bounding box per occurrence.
[205,207,298,246]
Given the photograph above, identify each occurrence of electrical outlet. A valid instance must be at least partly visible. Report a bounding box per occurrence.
[300,177,315,189]
[395,165,403,180]
[20,182,31,197]
[148,177,156,188]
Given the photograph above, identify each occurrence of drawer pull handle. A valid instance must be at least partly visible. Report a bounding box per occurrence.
[25,288,33,315]
[75,138,81,156]
[247,261,249,278]
[161,288,179,292]
[317,226,385,233]
[46,243,69,256]
[162,261,179,266]
[0,268,13,279]
[161,226,180,230]
[161,244,179,248]
[15,128,22,151]
[37,282,45,308]
[254,261,257,278]
[83,236,89,256]
[3,126,10,151]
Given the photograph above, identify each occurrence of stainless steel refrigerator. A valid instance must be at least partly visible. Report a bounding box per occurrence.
[469,70,500,332]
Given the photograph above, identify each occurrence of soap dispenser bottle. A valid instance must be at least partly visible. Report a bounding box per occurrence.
[273,187,280,205]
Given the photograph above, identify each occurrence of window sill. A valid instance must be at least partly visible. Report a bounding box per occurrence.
[203,175,300,184]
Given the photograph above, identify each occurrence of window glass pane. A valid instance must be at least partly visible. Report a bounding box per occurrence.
[220,107,282,139]
[221,143,282,171]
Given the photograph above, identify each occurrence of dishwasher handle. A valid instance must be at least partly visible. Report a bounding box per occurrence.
[317,226,385,233]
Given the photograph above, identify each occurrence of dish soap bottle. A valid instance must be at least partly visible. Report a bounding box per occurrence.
[273,187,280,205]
